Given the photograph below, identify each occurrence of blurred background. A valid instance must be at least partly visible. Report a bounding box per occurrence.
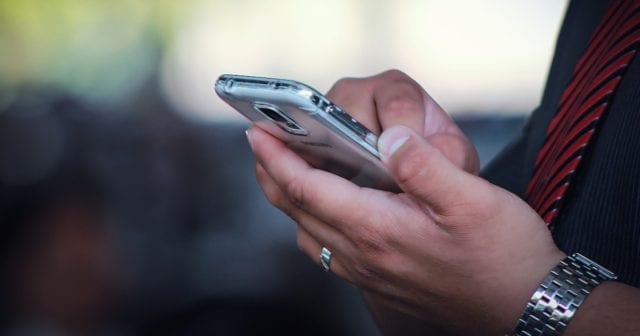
[0,1,566,335]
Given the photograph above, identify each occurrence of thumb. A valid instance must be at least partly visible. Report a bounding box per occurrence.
[378,125,476,213]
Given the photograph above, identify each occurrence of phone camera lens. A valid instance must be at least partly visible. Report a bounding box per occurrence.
[253,103,308,136]
[286,122,301,130]
[258,107,288,123]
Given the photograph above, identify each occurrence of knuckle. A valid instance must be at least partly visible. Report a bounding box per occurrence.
[285,176,312,211]
[266,187,296,219]
[351,225,389,259]
[263,186,281,206]
[330,77,360,93]
[395,149,431,186]
[327,77,371,111]
[380,69,409,80]
[257,175,283,206]
[379,92,420,117]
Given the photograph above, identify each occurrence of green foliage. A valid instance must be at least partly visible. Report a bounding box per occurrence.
[0,0,197,102]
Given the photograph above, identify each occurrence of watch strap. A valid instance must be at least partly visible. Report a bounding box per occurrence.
[512,253,617,336]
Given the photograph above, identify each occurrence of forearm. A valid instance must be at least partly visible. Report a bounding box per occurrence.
[564,281,640,335]
[364,279,640,336]
[361,291,452,336]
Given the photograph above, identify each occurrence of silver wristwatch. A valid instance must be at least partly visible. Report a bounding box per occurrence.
[512,253,617,336]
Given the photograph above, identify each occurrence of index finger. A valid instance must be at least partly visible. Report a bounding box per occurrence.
[372,70,426,134]
[325,70,427,136]
[247,126,404,235]
[326,77,381,133]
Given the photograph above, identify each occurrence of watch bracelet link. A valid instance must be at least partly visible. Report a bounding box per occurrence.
[512,253,617,336]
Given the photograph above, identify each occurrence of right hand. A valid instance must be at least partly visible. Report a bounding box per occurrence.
[325,69,479,175]
[325,70,480,335]
[249,71,562,334]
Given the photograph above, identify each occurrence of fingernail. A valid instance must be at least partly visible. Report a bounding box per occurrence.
[246,127,255,150]
[378,126,411,160]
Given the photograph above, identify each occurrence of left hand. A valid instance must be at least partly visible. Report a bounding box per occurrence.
[247,108,564,336]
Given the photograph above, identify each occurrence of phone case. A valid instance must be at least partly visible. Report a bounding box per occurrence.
[215,74,398,192]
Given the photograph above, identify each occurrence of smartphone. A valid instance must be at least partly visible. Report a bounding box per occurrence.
[215,74,399,192]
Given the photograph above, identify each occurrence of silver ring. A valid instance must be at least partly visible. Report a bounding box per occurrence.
[320,247,332,272]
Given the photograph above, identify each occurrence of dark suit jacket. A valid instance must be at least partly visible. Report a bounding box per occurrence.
[482,0,640,286]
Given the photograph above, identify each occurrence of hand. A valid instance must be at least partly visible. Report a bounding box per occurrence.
[324,70,479,174]
[321,70,479,334]
[248,71,565,335]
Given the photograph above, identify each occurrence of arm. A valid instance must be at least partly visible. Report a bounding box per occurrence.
[247,71,640,335]
[565,282,640,335]
[323,70,478,335]
[362,291,452,336]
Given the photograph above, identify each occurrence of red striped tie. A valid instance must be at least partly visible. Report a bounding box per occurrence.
[525,0,640,229]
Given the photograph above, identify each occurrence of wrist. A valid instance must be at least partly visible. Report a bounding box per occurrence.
[493,249,566,335]
[511,253,617,336]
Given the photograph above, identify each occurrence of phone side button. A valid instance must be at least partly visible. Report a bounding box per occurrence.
[364,132,378,148]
